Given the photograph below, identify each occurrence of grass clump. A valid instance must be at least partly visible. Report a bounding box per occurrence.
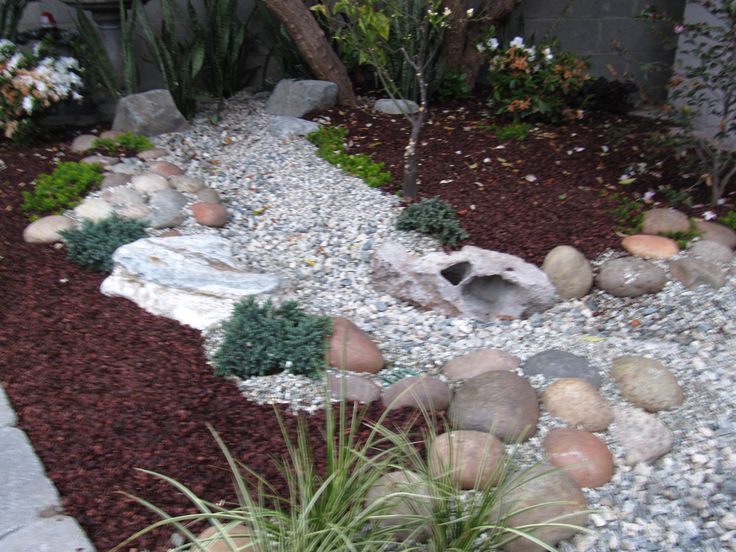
[307,125,392,188]
[92,132,154,155]
[59,215,146,272]
[212,298,333,379]
[397,197,469,245]
[480,122,532,141]
[21,162,103,220]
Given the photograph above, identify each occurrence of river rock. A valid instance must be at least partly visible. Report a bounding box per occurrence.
[150,189,187,211]
[265,79,338,118]
[149,160,183,177]
[596,257,667,297]
[101,186,145,208]
[191,202,229,227]
[610,356,684,412]
[100,235,280,330]
[328,317,384,374]
[70,134,97,153]
[688,240,734,264]
[641,208,691,234]
[670,258,726,289]
[381,376,452,412]
[522,349,601,387]
[622,234,679,259]
[196,188,221,203]
[442,349,520,382]
[23,215,75,243]
[543,428,614,488]
[131,173,170,195]
[449,371,538,442]
[137,148,167,161]
[113,89,189,136]
[196,523,252,552]
[610,406,674,465]
[81,154,117,168]
[328,373,381,404]
[374,98,420,115]
[429,430,505,489]
[74,198,114,221]
[365,471,433,541]
[101,173,131,189]
[117,204,152,221]
[270,115,320,138]
[542,378,612,431]
[496,465,588,552]
[694,220,736,249]
[100,130,123,140]
[373,241,557,321]
[170,175,205,193]
[541,245,593,299]
[146,204,185,229]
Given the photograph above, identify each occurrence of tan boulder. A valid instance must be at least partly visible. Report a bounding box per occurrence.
[99,130,123,140]
[23,215,75,243]
[365,470,433,541]
[544,428,614,488]
[137,147,167,161]
[694,220,736,249]
[442,349,520,382]
[542,245,593,299]
[328,317,384,374]
[542,378,613,432]
[196,523,252,552]
[622,234,679,259]
[429,430,505,489]
[149,160,184,177]
[328,373,381,404]
[641,208,690,234]
[70,134,97,153]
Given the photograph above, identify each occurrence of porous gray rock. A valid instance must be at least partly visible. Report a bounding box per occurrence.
[113,89,189,136]
[670,258,726,289]
[694,220,736,249]
[265,79,338,117]
[641,207,691,234]
[270,116,320,138]
[610,406,674,465]
[374,98,420,115]
[372,241,557,321]
[610,356,684,412]
[449,371,538,442]
[428,430,505,489]
[442,349,520,382]
[381,375,452,412]
[522,349,602,387]
[688,239,734,264]
[595,257,667,297]
[328,373,381,404]
[23,216,75,243]
[541,245,593,299]
[100,235,280,330]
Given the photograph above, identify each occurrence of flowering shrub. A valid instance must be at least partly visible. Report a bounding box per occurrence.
[0,40,83,140]
[480,35,590,122]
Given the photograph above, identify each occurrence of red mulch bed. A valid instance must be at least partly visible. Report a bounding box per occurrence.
[0,103,732,551]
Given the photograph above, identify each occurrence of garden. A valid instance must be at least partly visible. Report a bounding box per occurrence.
[1,1,736,551]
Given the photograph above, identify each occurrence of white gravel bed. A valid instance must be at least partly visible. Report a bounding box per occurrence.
[150,91,735,552]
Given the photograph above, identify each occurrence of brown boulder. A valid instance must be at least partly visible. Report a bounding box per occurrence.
[429,430,505,489]
[191,202,229,227]
[542,378,613,432]
[694,220,736,249]
[641,208,690,234]
[544,428,614,488]
[622,234,679,259]
[328,373,381,404]
[442,349,519,382]
[381,375,452,412]
[149,160,184,177]
[328,317,384,374]
[196,523,252,552]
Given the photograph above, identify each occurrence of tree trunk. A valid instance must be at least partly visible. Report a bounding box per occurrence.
[442,0,521,89]
[261,0,357,106]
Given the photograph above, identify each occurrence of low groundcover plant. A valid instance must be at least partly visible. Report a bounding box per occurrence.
[396,197,469,246]
[21,161,103,219]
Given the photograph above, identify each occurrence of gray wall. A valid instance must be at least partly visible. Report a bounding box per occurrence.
[506,0,687,102]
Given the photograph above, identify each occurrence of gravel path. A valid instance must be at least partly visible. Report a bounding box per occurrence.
[149,92,736,551]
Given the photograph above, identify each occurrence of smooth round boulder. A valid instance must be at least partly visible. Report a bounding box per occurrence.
[365,471,432,541]
[328,373,381,404]
[149,160,184,177]
[622,234,679,259]
[688,240,734,264]
[74,198,114,222]
[542,378,612,432]
[70,134,97,153]
[374,98,419,115]
[99,129,123,140]
[495,465,588,552]
[137,147,167,161]
[670,258,725,289]
[611,406,673,465]
[542,245,593,299]
[328,317,384,374]
[197,187,221,203]
[694,220,736,249]
[429,430,505,489]
[641,207,691,235]
[196,523,252,552]
[101,172,131,189]
[191,202,229,227]
[449,371,538,442]
[101,186,145,208]
[23,215,75,243]
[131,173,170,194]
[171,174,205,193]
[117,204,152,221]
[610,356,684,412]
[381,375,452,412]
[150,189,188,211]
[81,154,118,167]
[522,349,601,387]
[543,428,614,488]
[442,349,520,382]
[596,257,667,297]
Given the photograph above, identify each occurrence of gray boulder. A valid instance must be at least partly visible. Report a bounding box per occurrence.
[541,245,593,299]
[522,349,602,387]
[265,79,338,117]
[100,235,280,330]
[270,116,320,138]
[112,89,189,136]
[328,373,381,404]
[23,216,75,244]
[610,406,673,465]
[146,189,188,229]
[688,240,734,264]
[381,376,452,412]
[641,207,690,234]
[374,98,420,115]
[670,258,726,289]
[372,241,558,321]
[595,257,667,297]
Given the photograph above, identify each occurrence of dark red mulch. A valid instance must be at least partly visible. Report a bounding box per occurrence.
[0,139,429,551]
[310,98,734,264]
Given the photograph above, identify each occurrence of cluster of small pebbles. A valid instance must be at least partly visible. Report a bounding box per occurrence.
[24,91,736,551]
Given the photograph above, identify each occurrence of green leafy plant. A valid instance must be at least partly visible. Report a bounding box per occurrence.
[605,191,644,234]
[486,122,532,141]
[657,219,701,249]
[307,126,392,188]
[59,215,146,272]
[21,162,103,219]
[92,132,154,155]
[435,68,472,102]
[397,197,469,245]
[720,210,736,231]
[657,185,693,208]
[212,298,333,379]
[0,0,27,42]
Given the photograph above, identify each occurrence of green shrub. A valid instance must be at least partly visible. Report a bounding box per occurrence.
[307,126,392,188]
[435,68,472,101]
[721,211,736,231]
[59,215,146,272]
[21,162,103,219]
[92,132,154,155]
[490,122,532,141]
[397,197,469,245]
[213,298,333,379]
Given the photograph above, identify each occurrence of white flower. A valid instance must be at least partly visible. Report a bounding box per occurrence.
[643,190,656,201]
[476,42,486,53]
[22,95,33,113]
[526,46,536,60]
[466,8,474,17]
[542,47,553,61]
[488,37,499,51]
[510,36,525,48]
[443,7,451,16]
[703,210,717,220]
